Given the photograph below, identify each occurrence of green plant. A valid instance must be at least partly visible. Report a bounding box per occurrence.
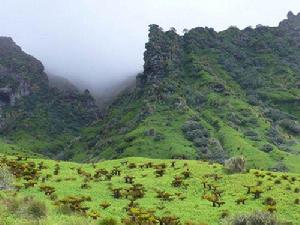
[222,211,280,225]
[98,217,118,225]
[0,165,14,190]
[26,199,47,219]
[224,156,245,173]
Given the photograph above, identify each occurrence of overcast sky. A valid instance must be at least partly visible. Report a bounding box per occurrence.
[0,0,299,94]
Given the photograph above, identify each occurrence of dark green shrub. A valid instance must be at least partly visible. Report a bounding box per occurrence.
[26,199,47,218]
[280,119,300,134]
[181,120,202,132]
[193,137,209,147]
[261,144,273,153]
[266,127,286,145]
[98,217,118,225]
[263,108,291,122]
[244,130,258,137]
[272,161,288,172]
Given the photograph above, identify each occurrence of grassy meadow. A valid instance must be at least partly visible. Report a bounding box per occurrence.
[0,154,299,224]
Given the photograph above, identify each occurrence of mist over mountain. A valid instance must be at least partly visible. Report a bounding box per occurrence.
[0,0,300,97]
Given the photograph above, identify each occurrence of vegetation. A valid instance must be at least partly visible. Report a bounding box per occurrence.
[222,211,281,225]
[224,156,245,174]
[0,10,300,225]
[0,154,299,224]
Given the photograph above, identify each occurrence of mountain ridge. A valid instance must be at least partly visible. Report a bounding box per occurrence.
[63,12,300,172]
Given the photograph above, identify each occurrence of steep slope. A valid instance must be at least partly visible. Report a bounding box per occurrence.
[0,37,99,158]
[67,12,300,172]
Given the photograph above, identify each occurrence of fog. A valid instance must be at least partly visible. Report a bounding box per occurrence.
[0,0,299,96]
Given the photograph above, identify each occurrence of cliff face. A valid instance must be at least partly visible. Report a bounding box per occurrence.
[137,14,300,102]
[279,11,300,31]
[0,37,99,157]
[0,37,48,102]
[137,25,183,86]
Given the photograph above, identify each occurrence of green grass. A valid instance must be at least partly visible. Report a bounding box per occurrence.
[1,155,299,224]
[0,138,44,158]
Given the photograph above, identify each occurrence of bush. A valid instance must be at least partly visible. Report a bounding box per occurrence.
[280,119,300,135]
[98,217,118,225]
[266,127,286,145]
[244,130,258,137]
[181,120,202,132]
[224,156,245,173]
[222,211,280,225]
[261,144,273,153]
[0,166,14,190]
[3,196,47,219]
[263,108,291,122]
[26,199,47,219]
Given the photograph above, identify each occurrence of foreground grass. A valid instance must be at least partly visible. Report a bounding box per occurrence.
[0,155,299,224]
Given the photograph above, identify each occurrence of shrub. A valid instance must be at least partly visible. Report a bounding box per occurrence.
[26,199,47,219]
[280,119,300,134]
[3,196,47,219]
[244,130,258,137]
[271,161,288,172]
[261,144,273,153]
[4,197,21,214]
[182,120,203,132]
[222,211,280,225]
[266,127,286,145]
[98,217,118,225]
[263,108,291,121]
[224,156,245,173]
[193,137,209,147]
[0,166,14,190]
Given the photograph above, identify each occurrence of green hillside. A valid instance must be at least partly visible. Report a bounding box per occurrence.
[66,14,300,173]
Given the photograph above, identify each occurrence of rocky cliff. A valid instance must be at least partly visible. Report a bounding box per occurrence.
[0,37,48,102]
[0,37,99,158]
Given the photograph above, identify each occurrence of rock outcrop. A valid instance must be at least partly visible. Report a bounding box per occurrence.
[0,37,47,107]
[137,25,183,86]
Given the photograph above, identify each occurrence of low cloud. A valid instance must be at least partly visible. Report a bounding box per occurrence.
[0,0,299,96]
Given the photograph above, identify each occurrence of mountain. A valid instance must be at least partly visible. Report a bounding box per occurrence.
[0,37,99,159]
[65,12,300,172]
